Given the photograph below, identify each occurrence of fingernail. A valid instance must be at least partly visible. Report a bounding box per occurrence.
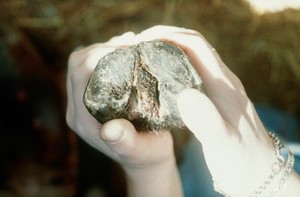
[101,129,124,144]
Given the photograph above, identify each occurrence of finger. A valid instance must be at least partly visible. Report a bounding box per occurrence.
[106,31,135,46]
[177,89,277,195]
[161,33,257,131]
[67,31,138,126]
[69,31,135,73]
[69,31,135,65]
[66,45,117,147]
[70,47,115,117]
[135,26,235,96]
[135,29,244,103]
[134,25,200,44]
[69,32,139,116]
[136,28,244,95]
[162,33,235,94]
[177,88,232,147]
[100,119,173,163]
[100,119,136,156]
[66,70,75,129]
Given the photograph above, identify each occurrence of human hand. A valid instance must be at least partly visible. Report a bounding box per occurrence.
[136,26,300,196]
[66,25,300,196]
[66,31,183,196]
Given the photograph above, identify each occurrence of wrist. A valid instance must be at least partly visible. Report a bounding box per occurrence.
[123,156,183,197]
[214,132,299,197]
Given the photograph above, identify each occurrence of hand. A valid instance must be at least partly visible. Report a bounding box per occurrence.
[66,31,182,197]
[66,25,300,196]
[136,26,300,196]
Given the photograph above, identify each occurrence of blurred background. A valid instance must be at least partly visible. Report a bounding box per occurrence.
[0,0,299,196]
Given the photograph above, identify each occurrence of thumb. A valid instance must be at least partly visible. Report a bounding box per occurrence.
[177,88,228,147]
[99,119,174,166]
[100,119,137,157]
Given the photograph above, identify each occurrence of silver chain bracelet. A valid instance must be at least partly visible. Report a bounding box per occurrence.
[214,132,295,197]
[266,132,295,197]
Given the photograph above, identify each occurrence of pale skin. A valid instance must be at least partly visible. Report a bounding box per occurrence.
[66,26,300,196]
